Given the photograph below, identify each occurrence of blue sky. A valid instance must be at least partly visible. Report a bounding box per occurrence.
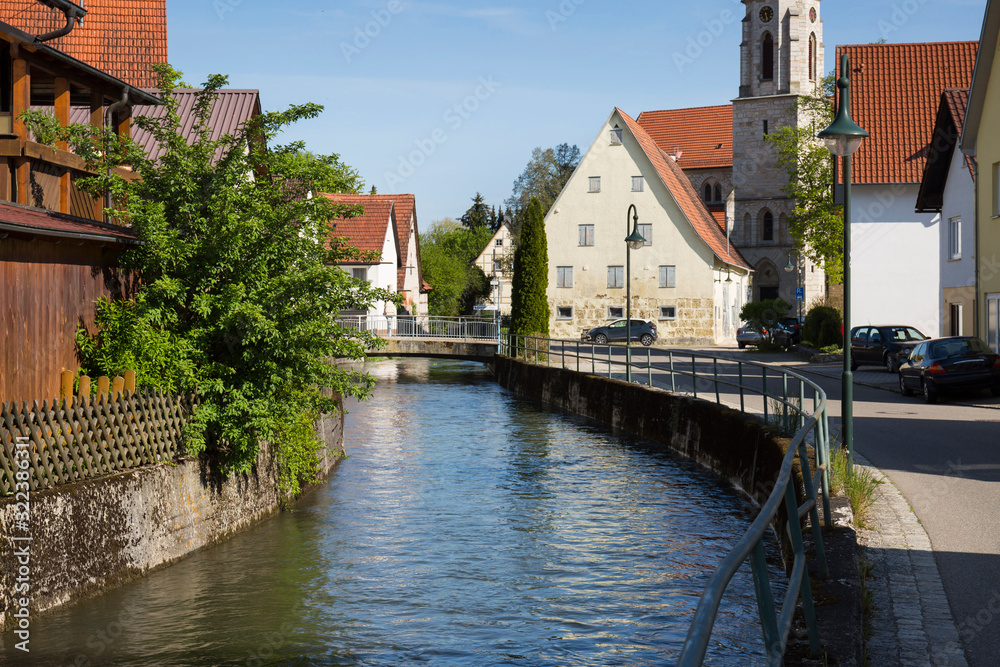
[168,0,988,226]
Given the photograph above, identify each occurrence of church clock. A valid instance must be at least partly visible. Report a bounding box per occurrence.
[759,6,773,22]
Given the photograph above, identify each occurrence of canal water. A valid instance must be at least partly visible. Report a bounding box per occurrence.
[9,359,784,666]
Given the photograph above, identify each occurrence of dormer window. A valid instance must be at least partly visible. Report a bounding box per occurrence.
[611,126,623,145]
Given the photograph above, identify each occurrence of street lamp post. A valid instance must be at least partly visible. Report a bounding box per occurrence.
[625,204,646,383]
[818,54,869,468]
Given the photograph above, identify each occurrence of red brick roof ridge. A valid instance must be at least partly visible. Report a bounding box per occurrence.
[321,193,401,265]
[615,108,751,271]
[835,41,978,184]
[635,104,733,170]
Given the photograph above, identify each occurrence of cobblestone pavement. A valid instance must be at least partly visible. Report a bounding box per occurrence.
[854,454,968,667]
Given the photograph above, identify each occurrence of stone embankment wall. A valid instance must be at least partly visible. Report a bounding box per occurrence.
[493,355,793,512]
[0,410,344,631]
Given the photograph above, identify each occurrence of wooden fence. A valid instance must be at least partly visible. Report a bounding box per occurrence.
[0,372,196,495]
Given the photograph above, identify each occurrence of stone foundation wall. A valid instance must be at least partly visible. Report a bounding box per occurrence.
[0,410,344,631]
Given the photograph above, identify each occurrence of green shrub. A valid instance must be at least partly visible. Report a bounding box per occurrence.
[803,305,842,348]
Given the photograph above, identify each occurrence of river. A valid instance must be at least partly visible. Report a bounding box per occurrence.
[8,359,784,666]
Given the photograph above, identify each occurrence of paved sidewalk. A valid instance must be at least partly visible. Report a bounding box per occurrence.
[854,453,968,667]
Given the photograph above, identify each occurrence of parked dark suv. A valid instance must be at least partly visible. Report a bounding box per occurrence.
[583,319,657,346]
[849,325,928,373]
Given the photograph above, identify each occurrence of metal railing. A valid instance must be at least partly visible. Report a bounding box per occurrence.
[337,315,499,342]
[501,335,832,666]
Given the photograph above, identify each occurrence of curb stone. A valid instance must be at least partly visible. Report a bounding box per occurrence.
[853,453,968,667]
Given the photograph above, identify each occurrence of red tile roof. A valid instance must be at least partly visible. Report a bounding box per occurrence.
[0,200,137,243]
[616,108,750,271]
[635,105,733,170]
[835,42,978,185]
[916,88,973,212]
[321,194,396,264]
[943,88,976,177]
[389,194,417,291]
[0,0,167,88]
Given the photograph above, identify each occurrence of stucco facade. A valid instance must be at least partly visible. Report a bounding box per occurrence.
[962,5,1000,352]
[939,146,977,337]
[545,109,750,344]
[473,223,515,315]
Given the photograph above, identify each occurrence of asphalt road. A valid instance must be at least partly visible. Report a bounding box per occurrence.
[546,342,1000,664]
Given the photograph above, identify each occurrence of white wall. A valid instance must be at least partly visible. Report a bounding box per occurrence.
[940,152,977,291]
[850,183,940,335]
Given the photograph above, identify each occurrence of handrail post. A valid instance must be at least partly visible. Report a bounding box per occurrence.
[784,483,823,657]
[692,354,697,400]
[713,358,720,404]
[762,367,768,423]
[751,540,781,659]
[738,361,745,413]
[647,348,652,387]
[669,351,676,393]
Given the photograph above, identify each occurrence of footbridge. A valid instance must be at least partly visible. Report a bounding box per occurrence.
[338,316,499,362]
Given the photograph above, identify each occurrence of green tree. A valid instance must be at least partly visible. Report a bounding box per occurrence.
[269,142,365,194]
[739,299,791,348]
[765,72,843,283]
[419,219,493,316]
[68,65,394,492]
[509,198,549,337]
[505,143,580,230]
[460,192,491,229]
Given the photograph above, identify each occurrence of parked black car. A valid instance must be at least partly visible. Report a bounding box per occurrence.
[849,325,928,373]
[583,319,657,346]
[898,336,1000,403]
[779,317,803,346]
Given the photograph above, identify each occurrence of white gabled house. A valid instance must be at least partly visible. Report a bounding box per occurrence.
[545,107,752,344]
[473,221,515,315]
[323,193,401,319]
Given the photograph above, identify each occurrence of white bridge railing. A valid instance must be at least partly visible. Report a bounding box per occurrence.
[337,315,499,342]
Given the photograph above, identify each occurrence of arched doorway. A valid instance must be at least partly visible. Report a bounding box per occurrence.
[755,259,779,301]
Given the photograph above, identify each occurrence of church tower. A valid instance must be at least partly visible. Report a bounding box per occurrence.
[732,0,826,307]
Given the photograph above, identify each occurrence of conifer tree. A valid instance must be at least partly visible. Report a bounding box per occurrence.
[509,197,549,337]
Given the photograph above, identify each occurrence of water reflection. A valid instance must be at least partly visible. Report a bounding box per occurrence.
[6,359,782,666]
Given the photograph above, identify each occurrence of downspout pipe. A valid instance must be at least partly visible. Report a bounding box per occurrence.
[103,89,129,213]
[35,4,86,43]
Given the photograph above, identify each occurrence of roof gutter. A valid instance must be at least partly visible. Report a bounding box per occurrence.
[34,0,87,43]
[0,220,137,245]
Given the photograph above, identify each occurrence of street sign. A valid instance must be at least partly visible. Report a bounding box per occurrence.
[474,305,499,311]
[796,287,805,302]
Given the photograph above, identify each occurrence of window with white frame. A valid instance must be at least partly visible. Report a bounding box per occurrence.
[632,176,644,192]
[589,176,601,193]
[659,265,676,288]
[557,306,574,320]
[352,268,367,281]
[659,306,677,320]
[579,224,595,246]
[495,239,503,247]
[557,266,573,288]
[608,306,624,318]
[949,217,962,260]
[637,223,652,246]
[607,265,624,288]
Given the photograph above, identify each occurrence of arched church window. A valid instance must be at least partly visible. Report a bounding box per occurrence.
[809,34,817,81]
[762,33,774,81]
[714,184,722,202]
[762,210,774,241]
[704,183,713,203]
